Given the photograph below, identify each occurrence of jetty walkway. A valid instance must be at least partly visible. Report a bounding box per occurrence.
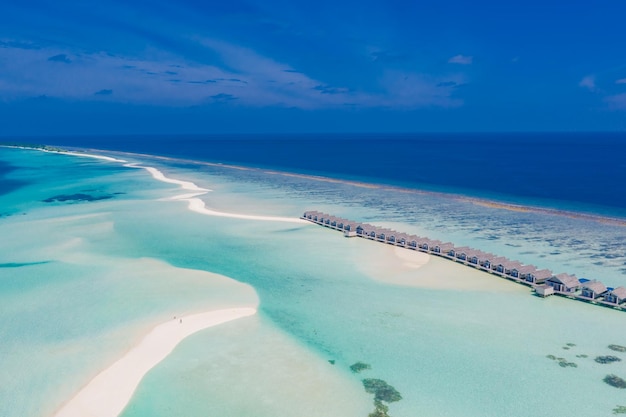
[302,210,626,311]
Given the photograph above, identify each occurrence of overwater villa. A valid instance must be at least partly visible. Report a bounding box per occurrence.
[580,280,608,299]
[604,287,626,305]
[546,273,580,293]
[522,268,553,284]
[302,210,624,311]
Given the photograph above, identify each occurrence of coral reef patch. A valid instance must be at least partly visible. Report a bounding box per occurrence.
[604,375,626,389]
[609,345,626,353]
[350,362,372,373]
[42,193,113,203]
[596,356,622,364]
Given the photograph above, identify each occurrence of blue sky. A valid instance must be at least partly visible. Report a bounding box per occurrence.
[1,0,625,135]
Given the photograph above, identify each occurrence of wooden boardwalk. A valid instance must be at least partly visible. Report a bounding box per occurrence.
[302,211,626,312]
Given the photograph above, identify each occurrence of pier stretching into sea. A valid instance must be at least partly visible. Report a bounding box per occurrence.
[302,211,626,311]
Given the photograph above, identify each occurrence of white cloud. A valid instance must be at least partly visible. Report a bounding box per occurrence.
[196,38,351,109]
[605,93,626,110]
[0,38,464,110]
[616,78,626,84]
[579,75,596,91]
[0,45,240,105]
[197,38,463,109]
[448,54,473,65]
[375,71,463,108]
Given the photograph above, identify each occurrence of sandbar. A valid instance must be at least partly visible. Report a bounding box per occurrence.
[353,241,521,291]
[184,197,309,224]
[53,307,257,417]
[136,165,210,192]
[30,147,308,224]
[131,163,307,223]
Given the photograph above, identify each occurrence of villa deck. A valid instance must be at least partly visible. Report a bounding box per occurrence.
[302,210,624,312]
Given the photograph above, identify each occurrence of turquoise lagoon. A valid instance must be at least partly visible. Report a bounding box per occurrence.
[1,146,626,417]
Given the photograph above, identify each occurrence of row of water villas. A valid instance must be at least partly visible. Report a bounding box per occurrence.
[303,211,626,310]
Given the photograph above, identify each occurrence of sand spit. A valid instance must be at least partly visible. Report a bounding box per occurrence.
[136,165,210,192]
[53,151,128,164]
[352,241,520,291]
[18,147,308,224]
[53,308,257,417]
[184,197,308,224]
[132,164,308,224]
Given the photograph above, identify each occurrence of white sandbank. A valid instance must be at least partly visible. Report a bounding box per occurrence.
[354,241,521,291]
[53,307,257,417]
[25,146,308,224]
[136,165,210,192]
[0,146,128,163]
[133,163,308,224]
[57,151,128,163]
[185,197,309,224]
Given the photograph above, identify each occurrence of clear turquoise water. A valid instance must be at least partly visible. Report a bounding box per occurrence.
[2,147,626,417]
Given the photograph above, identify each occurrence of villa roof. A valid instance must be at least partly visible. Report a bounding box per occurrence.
[439,243,454,250]
[491,256,511,265]
[533,269,554,280]
[609,287,626,299]
[505,261,525,270]
[437,242,454,250]
[550,273,580,288]
[474,250,496,259]
[583,280,607,294]
[471,249,498,261]
[477,252,498,261]
[453,246,473,254]
[518,265,538,274]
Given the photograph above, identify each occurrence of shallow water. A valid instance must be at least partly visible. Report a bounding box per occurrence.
[2,147,626,417]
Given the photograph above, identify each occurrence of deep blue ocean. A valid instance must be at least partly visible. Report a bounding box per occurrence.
[5,132,626,216]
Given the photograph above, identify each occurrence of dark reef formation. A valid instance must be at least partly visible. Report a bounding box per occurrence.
[362,378,402,417]
[350,361,402,417]
[596,356,622,364]
[42,193,113,203]
[350,362,371,373]
[604,375,626,389]
[362,379,402,403]
[546,355,577,368]
[609,345,626,353]
[0,261,50,268]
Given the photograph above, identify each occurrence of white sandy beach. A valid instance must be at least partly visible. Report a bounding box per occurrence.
[53,308,257,417]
